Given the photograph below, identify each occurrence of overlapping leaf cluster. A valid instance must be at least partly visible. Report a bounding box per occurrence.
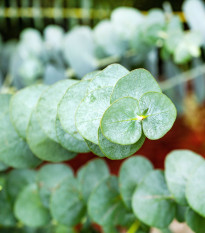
[0,150,205,233]
[0,64,176,167]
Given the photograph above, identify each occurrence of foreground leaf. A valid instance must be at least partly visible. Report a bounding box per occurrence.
[139,92,177,140]
[165,149,203,205]
[58,80,90,141]
[56,118,89,153]
[84,139,105,157]
[0,94,41,168]
[76,87,112,144]
[50,178,86,226]
[186,161,205,217]
[98,128,145,159]
[101,97,142,145]
[36,80,77,142]
[88,176,128,226]
[132,170,175,228]
[185,208,205,233]
[111,69,161,103]
[36,164,74,207]
[7,169,36,203]
[10,84,47,139]
[119,156,153,209]
[77,159,109,201]
[27,111,76,162]
[14,184,51,227]
[87,64,129,93]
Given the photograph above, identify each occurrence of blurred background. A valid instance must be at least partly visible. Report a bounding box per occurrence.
[0,0,205,169]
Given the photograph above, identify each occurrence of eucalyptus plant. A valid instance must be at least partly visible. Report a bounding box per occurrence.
[0,64,176,166]
[0,150,205,233]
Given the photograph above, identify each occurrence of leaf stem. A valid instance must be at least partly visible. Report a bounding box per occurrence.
[127,220,140,233]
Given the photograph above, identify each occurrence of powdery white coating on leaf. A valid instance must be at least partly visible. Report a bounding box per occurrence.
[139,92,177,140]
[36,79,77,142]
[27,110,76,162]
[87,64,129,93]
[76,86,113,144]
[10,84,48,139]
[186,162,205,217]
[98,128,145,159]
[56,118,89,153]
[101,97,142,145]
[84,139,104,157]
[0,94,41,168]
[165,149,204,205]
[132,170,176,228]
[14,184,51,227]
[111,68,161,103]
[58,80,90,141]
[119,156,153,209]
[82,70,100,80]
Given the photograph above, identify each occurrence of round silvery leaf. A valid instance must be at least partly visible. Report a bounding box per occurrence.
[58,80,90,141]
[44,25,64,50]
[50,178,86,226]
[139,92,177,140]
[36,79,77,142]
[82,70,100,80]
[132,170,176,228]
[77,158,109,201]
[56,118,89,153]
[111,69,161,103]
[84,139,105,157]
[119,156,153,209]
[0,94,41,168]
[88,176,128,226]
[98,128,145,159]
[186,162,205,217]
[14,184,51,227]
[93,20,125,56]
[19,28,43,57]
[27,110,76,162]
[185,208,205,233]
[36,163,73,207]
[87,64,129,93]
[101,97,142,145]
[165,150,204,205]
[7,169,36,203]
[76,86,112,144]
[111,7,144,40]
[10,84,47,139]
[63,26,98,78]
[18,58,43,86]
